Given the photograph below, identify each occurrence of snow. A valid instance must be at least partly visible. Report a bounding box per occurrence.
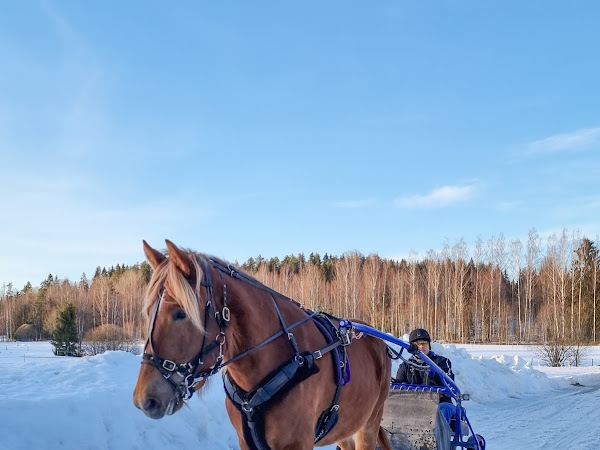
[1,340,600,450]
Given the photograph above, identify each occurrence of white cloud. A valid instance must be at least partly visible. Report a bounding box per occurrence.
[395,184,476,209]
[526,127,600,155]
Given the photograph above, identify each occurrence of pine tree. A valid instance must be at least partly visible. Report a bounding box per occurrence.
[52,303,80,357]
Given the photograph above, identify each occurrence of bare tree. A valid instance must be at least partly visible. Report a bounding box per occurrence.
[534,340,572,367]
[306,261,321,311]
[544,233,561,339]
[493,233,506,341]
[452,238,468,341]
[379,259,391,332]
[364,254,381,328]
[113,270,145,339]
[525,229,541,341]
[486,236,496,340]
[339,251,362,319]
[592,235,600,342]
[408,250,418,329]
[425,249,441,338]
[510,238,523,341]
[473,237,484,341]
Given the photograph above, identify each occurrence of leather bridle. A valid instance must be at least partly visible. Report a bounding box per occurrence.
[142,258,230,400]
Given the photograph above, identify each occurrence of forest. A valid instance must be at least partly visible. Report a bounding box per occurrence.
[1,228,598,345]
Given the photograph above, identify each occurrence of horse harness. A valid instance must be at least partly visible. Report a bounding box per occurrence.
[142,257,353,449]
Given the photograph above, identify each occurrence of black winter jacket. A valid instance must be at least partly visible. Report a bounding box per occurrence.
[394,351,454,403]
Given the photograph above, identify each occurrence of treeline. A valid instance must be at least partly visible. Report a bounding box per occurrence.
[0,263,152,342]
[1,228,598,344]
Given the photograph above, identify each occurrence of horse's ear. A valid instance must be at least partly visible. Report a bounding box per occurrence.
[143,240,166,269]
[165,239,193,278]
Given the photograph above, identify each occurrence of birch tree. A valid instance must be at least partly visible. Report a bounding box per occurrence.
[510,238,523,341]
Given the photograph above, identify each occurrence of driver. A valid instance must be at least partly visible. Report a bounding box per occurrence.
[393,328,455,425]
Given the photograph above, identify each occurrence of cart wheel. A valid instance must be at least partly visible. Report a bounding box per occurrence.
[474,434,485,450]
[465,433,485,450]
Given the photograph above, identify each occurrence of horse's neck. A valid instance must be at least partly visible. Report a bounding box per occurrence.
[223,283,302,391]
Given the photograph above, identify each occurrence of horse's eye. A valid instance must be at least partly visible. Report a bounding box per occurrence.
[173,309,187,321]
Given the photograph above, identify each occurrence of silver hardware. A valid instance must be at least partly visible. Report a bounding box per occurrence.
[339,327,352,346]
[162,359,177,371]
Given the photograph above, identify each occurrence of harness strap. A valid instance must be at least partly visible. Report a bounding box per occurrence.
[223,352,319,450]
[310,314,349,443]
[223,313,351,450]
[271,294,301,358]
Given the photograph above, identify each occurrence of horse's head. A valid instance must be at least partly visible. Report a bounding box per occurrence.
[133,240,217,419]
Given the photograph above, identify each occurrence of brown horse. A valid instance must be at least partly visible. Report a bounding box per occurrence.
[133,240,391,450]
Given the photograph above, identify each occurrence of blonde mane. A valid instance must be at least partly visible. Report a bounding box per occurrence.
[143,250,205,331]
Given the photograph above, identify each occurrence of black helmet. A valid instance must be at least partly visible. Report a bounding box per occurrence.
[409,328,430,343]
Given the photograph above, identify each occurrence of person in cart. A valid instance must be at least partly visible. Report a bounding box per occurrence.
[393,328,455,425]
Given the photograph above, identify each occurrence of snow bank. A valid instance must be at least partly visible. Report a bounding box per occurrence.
[389,341,564,404]
[435,344,563,403]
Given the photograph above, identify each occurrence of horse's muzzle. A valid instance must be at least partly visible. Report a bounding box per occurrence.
[133,366,184,419]
[135,393,182,419]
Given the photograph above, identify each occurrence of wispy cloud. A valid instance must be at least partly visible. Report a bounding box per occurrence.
[526,127,600,156]
[395,184,476,209]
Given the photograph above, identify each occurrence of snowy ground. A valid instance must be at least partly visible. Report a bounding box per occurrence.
[1,340,599,450]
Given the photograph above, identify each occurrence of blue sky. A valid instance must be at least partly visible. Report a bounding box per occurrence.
[1,1,599,290]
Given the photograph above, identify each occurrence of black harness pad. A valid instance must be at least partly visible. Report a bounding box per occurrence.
[223,352,319,450]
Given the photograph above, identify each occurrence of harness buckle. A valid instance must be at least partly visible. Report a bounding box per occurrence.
[339,327,352,346]
[162,359,177,372]
[314,350,323,359]
[242,401,253,413]
[222,306,230,322]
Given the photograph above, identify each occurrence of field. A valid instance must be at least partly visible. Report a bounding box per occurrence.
[1,340,600,449]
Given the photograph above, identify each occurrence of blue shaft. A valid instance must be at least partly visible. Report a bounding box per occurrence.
[339,320,462,399]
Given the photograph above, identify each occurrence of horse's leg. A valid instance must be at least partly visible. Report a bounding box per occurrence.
[236,437,250,450]
[354,402,387,450]
[376,426,392,450]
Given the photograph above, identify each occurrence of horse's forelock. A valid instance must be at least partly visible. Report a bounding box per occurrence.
[143,252,205,333]
[143,262,167,320]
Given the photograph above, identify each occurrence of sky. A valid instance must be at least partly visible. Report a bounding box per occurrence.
[2,340,600,449]
[1,1,600,290]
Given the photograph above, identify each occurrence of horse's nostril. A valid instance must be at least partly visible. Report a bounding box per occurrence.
[144,397,160,412]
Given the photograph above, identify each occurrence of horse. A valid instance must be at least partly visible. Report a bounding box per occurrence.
[133,240,392,450]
